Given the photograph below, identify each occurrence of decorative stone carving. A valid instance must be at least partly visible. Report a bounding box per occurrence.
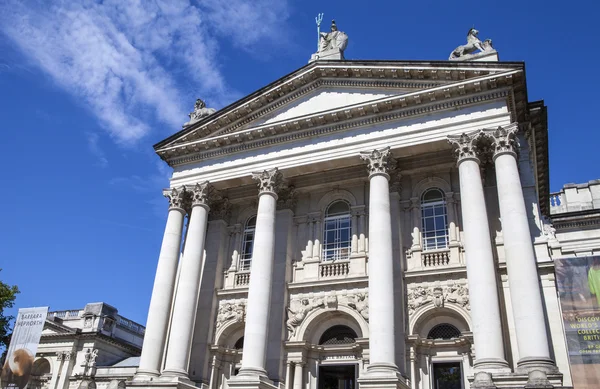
[359,147,396,178]
[347,293,369,321]
[251,168,283,195]
[81,348,98,368]
[449,28,496,60]
[483,123,519,157]
[216,300,246,329]
[187,181,211,207]
[318,20,348,53]
[57,351,74,361]
[183,98,216,127]
[407,283,470,315]
[447,131,483,163]
[286,298,324,339]
[325,294,338,308]
[541,217,557,241]
[209,197,232,221]
[277,184,297,210]
[164,187,187,210]
[83,316,93,328]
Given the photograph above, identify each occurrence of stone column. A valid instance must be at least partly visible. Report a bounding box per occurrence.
[485,124,555,373]
[447,132,509,372]
[237,168,282,379]
[358,148,406,389]
[293,363,304,389]
[136,188,187,378]
[163,182,212,377]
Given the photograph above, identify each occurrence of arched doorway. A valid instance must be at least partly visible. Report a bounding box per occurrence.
[408,308,472,389]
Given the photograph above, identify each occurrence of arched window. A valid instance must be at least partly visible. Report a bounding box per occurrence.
[427,324,461,340]
[323,201,351,261]
[319,325,357,345]
[240,216,256,271]
[421,188,449,250]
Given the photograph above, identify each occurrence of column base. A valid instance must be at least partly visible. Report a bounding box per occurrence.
[127,375,197,389]
[226,371,277,389]
[357,364,410,389]
[468,370,563,388]
[161,368,190,379]
[133,369,161,381]
[516,357,558,375]
[473,358,511,373]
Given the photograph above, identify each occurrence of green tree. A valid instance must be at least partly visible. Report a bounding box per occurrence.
[0,270,19,363]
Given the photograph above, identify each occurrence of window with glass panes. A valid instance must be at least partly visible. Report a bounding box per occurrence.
[421,188,449,250]
[322,201,351,261]
[239,216,256,271]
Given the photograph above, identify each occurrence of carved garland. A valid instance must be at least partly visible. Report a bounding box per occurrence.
[407,283,470,316]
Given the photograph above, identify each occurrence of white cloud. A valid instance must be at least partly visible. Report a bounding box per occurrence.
[0,0,290,144]
[86,132,109,168]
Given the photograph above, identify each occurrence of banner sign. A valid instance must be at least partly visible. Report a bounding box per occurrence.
[555,256,600,388]
[1,307,48,389]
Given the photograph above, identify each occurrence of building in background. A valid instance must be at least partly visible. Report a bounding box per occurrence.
[27,303,144,389]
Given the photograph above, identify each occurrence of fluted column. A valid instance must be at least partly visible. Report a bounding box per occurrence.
[447,132,509,371]
[485,124,555,373]
[359,147,400,377]
[238,168,282,378]
[163,182,212,377]
[136,188,187,378]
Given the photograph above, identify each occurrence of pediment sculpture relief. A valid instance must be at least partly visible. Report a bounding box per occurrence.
[449,28,496,60]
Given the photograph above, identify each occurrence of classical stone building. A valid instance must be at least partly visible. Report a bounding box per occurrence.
[48,27,598,389]
[27,303,144,389]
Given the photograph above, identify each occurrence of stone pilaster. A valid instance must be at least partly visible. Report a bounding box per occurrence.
[447,132,509,373]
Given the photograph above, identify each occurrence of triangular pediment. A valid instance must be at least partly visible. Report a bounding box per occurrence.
[41,319,77,336]
[155,60,526,163]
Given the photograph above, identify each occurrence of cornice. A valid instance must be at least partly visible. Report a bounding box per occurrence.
[158,70,520,166]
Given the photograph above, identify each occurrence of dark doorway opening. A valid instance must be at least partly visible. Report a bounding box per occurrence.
[432,362,462,389]
[318,364,355,389]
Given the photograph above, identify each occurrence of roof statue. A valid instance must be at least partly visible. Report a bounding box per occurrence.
[449,28,497,61]
[183,98,216,127]
[310,15,348,62]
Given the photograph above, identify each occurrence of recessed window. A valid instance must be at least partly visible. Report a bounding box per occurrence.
[239,216,256,271]
[322,201,351,261]
[234,336,244,350]
[319,325,357,345]
[421,188,449,250]
[427,323,461,340]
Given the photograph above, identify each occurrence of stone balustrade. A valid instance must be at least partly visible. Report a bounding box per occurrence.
[320,261,350,277]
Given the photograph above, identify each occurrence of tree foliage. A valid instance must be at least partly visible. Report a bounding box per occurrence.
[0,269,19,355]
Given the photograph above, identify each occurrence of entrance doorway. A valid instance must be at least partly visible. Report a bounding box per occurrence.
[432,362,462,389]
[318,364,356,389]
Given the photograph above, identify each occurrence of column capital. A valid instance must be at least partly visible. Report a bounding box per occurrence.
[359,147,396,179]
[186,181,212,209]
[447,130,483,164]
[482,123,520,160]
[164,187,187,211]
[251,168,282,198]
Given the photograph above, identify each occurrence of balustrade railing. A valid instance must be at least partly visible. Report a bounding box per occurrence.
[319,261,350,278]
[235,271,251,287]
[47,310,83,319]
[422,250,450,267]
[117,316,146,335]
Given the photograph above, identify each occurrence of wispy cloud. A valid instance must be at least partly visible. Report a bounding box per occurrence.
[0,0,290,145]
[87,132,109,168]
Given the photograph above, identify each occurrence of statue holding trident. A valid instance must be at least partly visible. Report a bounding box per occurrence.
[310,14,348,62]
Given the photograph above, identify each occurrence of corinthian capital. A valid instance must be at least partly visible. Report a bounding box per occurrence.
[447,130,483,164]
[187,181,212,208]
[251,168,282,196]
[483,123,519,159]
[359,147,396,179]
[164,187,187,210]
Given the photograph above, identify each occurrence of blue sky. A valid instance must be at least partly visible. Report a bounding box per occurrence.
[0,0,598,327]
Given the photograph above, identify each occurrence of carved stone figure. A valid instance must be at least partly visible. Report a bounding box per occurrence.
[216,301,245,328]
[318,20,348,54]
[445,283,469,309]
[183,98,216,127]
[449,28,495,60]
[286,298,324,339]
[432,285,444,308]
[347,293,369,321]
[407,286,433,315]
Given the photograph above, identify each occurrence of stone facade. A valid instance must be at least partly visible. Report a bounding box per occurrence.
[24,303,144,389]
